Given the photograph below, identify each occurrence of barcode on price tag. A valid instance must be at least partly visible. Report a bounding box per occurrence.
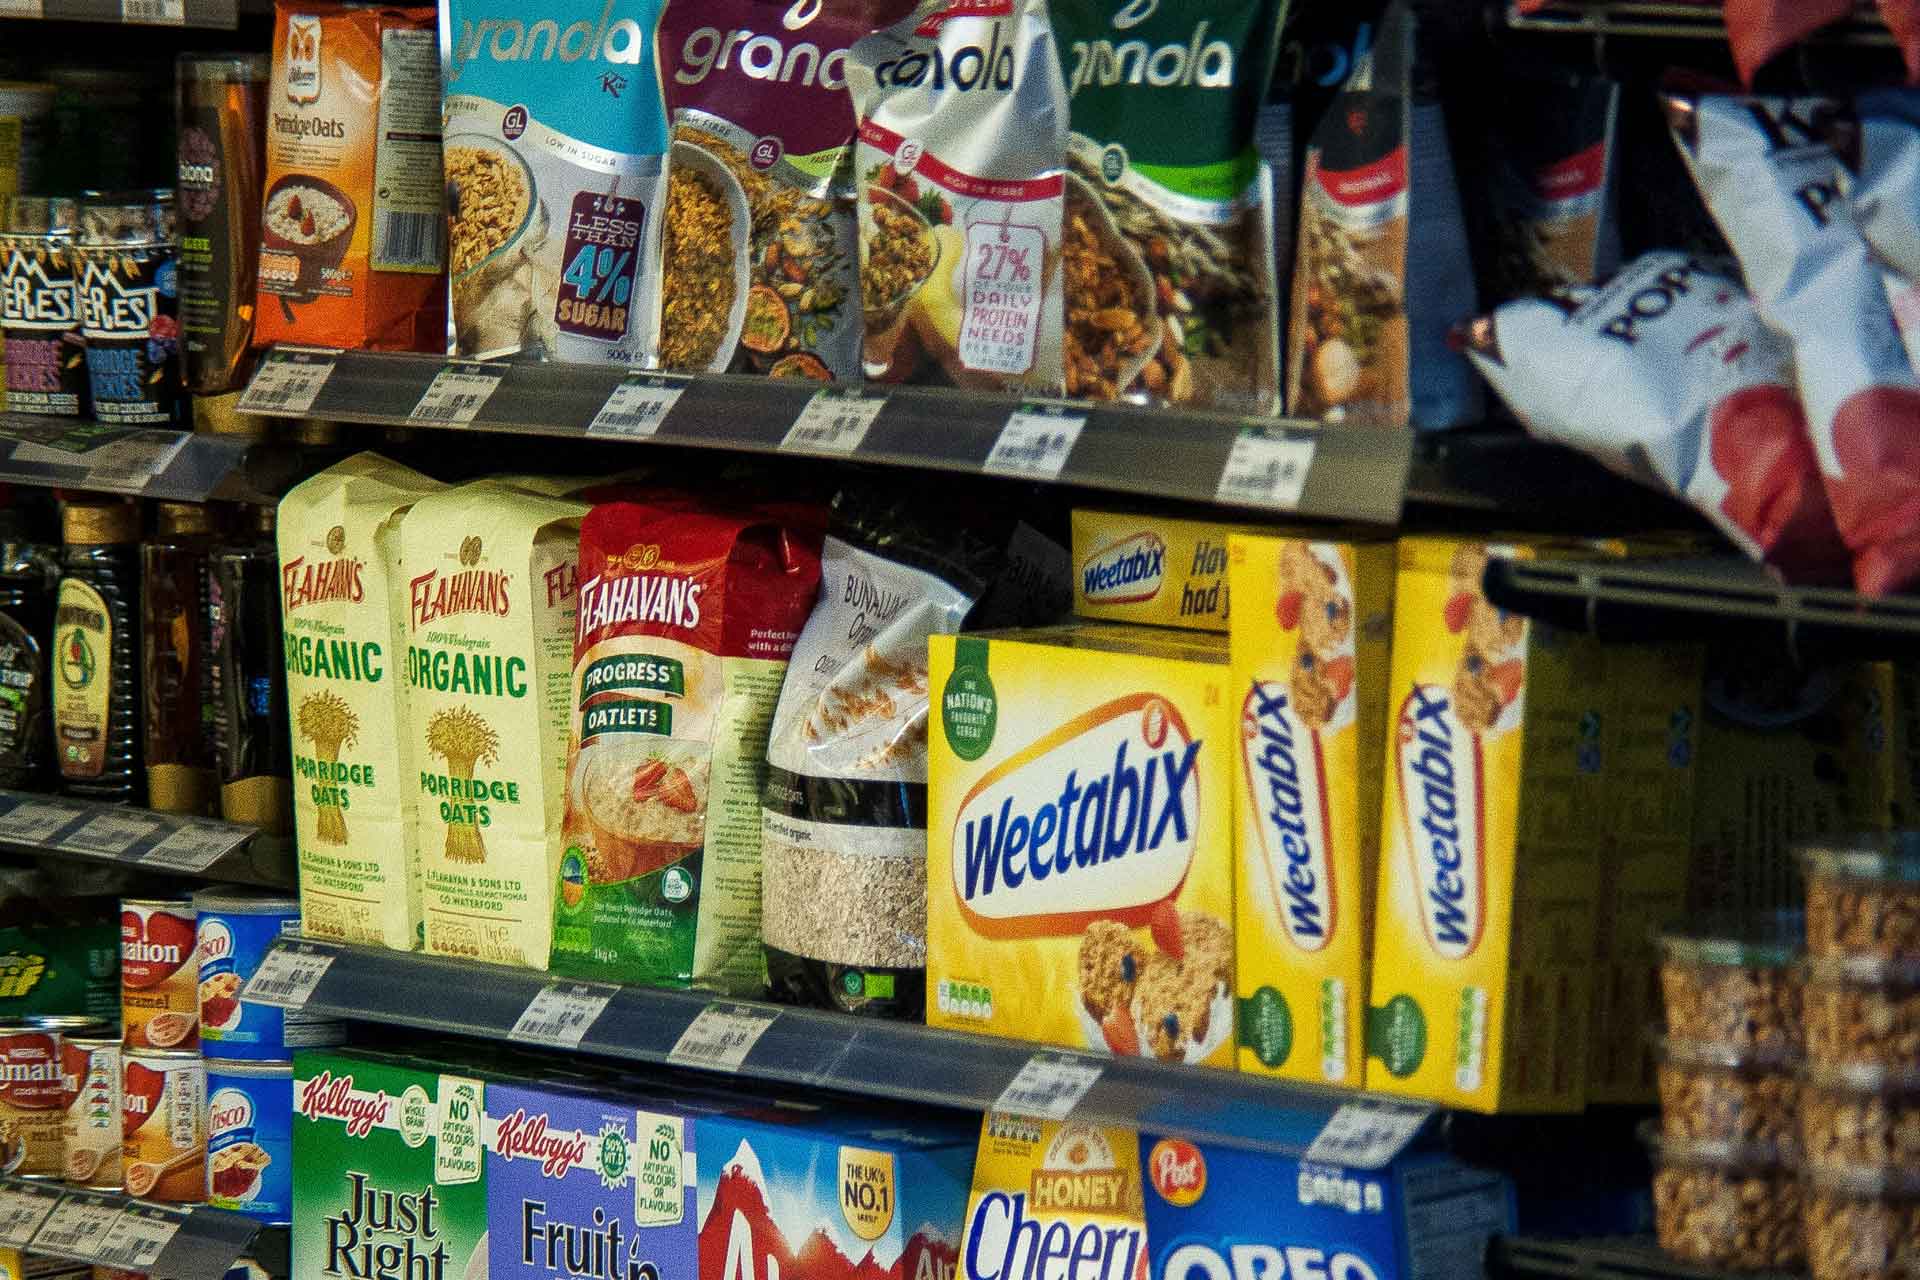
[62,811,161,856]
[243,943,336,1009]
[1303,1101,1431,1169]
[0,1183,62,1247]
[984,404,1085,480]
[0,801,80,845]
[0,0,46,16]
[31,1195,121,1258]
[239,349,340,416]
[96,1206,185,1270]
[410,364,504,425]
[512,983,615,1049]
[781,390,884,455]
[142,822,249,873]
[1215,426,1316,511]
[667,1004,776,1073]
[993,1053,1102,1120]
[120,0,185,23]
[589,375,685,439]
[81,432,189,492]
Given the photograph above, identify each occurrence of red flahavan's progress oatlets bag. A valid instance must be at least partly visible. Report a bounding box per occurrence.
[1463,252,1851,585]
[1668,92,1920,595]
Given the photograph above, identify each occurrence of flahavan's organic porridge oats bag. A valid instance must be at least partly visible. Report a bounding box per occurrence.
[441,0,666,363]
[404,482,587,971]
[554,502,823,993]
[279,454,447,952]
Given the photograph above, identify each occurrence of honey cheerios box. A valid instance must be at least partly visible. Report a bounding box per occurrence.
[1229,534,1395,1086]
[927,624,1235,1066]
[1364,537,1608,1112]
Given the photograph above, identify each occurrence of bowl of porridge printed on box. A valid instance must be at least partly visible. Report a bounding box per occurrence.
[261,174,357,304]
[579,741,709,885]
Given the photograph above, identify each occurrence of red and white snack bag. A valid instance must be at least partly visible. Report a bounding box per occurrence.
[1851,90,1920,279]
[1668,92,1920,595]
[1879,1,1920,85]
[1723,0,1854,87]
[1462,252,1850,585]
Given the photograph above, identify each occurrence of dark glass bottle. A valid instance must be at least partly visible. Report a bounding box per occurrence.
[212,504,290,835]
[142,501,221,815]
[0,503,59,791]
[53,499,143,803]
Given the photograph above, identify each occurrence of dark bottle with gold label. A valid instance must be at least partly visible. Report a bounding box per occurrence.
[211,504,290,834]
[53,499,142,802]
[142,501,221,815]
[0,497,59,790]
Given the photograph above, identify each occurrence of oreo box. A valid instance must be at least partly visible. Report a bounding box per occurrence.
[1141,1129,1513,1280]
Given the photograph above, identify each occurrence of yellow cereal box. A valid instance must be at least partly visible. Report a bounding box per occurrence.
[1072,511,1269,632]
[958,1114,1146,1280]
[1229,534,1394,1086]
[928,625,1235,1066]
[1365,537,1607,1112]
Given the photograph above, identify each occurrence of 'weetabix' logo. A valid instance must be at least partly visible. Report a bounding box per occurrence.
[1393,685,1483,960]
[1080,532,1165,606]
[1240,681,1334,953]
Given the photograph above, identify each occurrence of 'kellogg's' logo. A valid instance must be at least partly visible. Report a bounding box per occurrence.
[296,1070,392,1137]
[491,1108,591,1179]
[1394,685,1482,960]
[1080,532,1165,605]
[1241,681,1334,953]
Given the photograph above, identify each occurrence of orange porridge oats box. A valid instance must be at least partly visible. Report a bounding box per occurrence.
[927,623,1235,1066]
[1229,533,1394,1086]
[1365,537,1608,1113]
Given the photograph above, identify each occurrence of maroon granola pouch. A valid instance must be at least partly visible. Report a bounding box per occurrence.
[1724,0,1854,86]
[1879,0,1920,84]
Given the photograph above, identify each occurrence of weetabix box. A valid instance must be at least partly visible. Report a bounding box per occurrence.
[1365,538,1607,1112]
[927,624,1236,1065]
[1072,511,1268,632]
[1229,534,1394,1086]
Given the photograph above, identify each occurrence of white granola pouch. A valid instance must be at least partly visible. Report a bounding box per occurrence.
[1463,253,1850,585]
[847,0,1069,393]
[1667,92,1920,596]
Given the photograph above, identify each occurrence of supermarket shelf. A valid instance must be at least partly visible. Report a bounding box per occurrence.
[1489,1234,1801,1279]
[0,1176,267,1280]
[237,347,1415,526]
[0,418,271,503]
[1505,0,1892,45]
[249,936,1439,1159]
[0,0,238,28]
[0,791,295,888]
[1481,554,1920,658]
[1405,428,1694,525]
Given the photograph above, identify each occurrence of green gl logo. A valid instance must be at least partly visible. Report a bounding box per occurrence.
[59,628,95,690]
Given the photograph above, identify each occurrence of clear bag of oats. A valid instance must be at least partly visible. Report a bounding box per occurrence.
[1050,0,1286,411]
[760,490,999,1019]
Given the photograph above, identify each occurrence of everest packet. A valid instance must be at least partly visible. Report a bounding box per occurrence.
[847,0,1070,393]
[1668,91,1920,595]
[1462,252,1851,585]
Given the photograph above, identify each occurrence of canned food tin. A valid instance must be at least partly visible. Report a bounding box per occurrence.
[0,1023,63,1177]
[74,190,180,427]
[204,1059,289,1224]
[121,1049,205,1202]
[58,1035,119,1188]
[93,1268,144,1280]
[194,891,342,1060]
[120,898,197,1051]
[1,195,84,419]
[30,1017,108,1034]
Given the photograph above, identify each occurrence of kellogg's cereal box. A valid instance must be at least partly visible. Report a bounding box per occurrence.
[1365,538,1607,1112]
[927,626,1234,1065]
[696,1107,970,1280]
[958,1116,1144,1280]
[1229,535,1394,1085]
[1139,1130,1513,1280]
[1072,511,1266,633]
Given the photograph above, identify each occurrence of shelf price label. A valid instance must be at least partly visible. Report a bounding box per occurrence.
[984,403,1085,481]
[589,375,686,440]
[120,0,185,24]
[238,348,341,416]
[141,822,250,873]
[95,1205,186,1271]
[410,363,505,426]
[243,942,336,1009]
[1215,426,1316,511]
[667,1004,777,1073]
[993,1052,1103,1121]
[511,983,616,1049]
[0,0,45,16]
[0,801,80,845]
[63,812,161,857]
[32,1195,123,1259]
[81,432,190,492]
[781,389,884,456]
[1303,1101,1432,1170]
[0,1182,63,1247]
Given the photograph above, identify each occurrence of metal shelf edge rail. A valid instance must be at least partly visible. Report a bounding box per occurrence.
[251,936,1437,1159]
[0,419,266,503]
[1488,1234,1803,1280]
[0,791,295,888]
[1505,0,1892,45]
[0,1175,265,1280]
[237,346,1413,526]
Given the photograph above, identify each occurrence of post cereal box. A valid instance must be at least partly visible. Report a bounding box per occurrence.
[293,1050,486,1280]
[1139,1131,1513,1280]
[959,1116,1145,1280]
[927,626,1235,1065]
[1072,512,1269,633]
[695,1108,971,1280]
[487,1081,697,1280]
[1365,538,1607,1112]
[1229,535,1394,1086]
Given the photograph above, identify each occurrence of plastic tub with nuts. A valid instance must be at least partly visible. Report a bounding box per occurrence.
[1644,1123,1804,1273]
[1802,835,1920,960]
[1803,954,1920,1070]
[1657,914,1804,1059]
[1655,1035,1802,1161]
[1801,1062,1920,1173]
[1802,1166,1920,1280]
